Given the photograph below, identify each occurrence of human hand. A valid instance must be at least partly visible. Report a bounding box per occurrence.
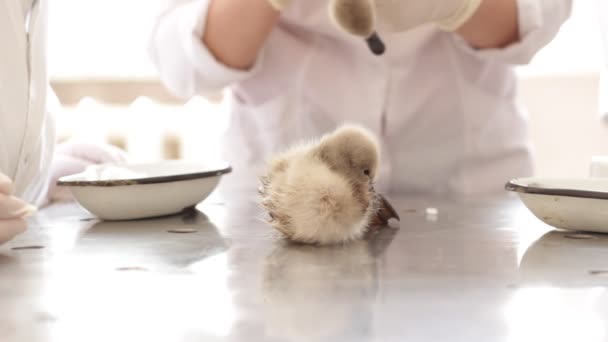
[329,0,482,39]
[0,172,34,245]
[373,0,482,32]
[47,141,129,203]
[267,0,292,11]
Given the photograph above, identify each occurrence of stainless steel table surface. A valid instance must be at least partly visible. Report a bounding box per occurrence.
[2,191,608,342]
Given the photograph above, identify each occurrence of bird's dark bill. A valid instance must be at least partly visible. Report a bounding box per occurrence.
[366,32,386,56]
[370,194,400,228]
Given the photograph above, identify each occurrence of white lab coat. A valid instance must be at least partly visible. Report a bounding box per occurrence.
[149,0,572,196]
[600,0,608,118]
[0,0,54,204]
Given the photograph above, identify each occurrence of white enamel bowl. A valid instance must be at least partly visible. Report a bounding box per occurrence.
[506,177,608,233]
[58,161,231,220]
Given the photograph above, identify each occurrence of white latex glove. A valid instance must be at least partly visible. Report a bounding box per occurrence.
[267,0,291,10]
[329,0,482,41]
[0,173,35,245]
[373,0,482,32]
[47,141,129,203]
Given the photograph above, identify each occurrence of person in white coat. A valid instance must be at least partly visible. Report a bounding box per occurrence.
[0,0,126,244]
[149,0,571,196]
[600,0,608,118]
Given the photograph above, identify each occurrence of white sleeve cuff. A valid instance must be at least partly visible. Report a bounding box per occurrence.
[150,0,264,98]
[180,0,264,85]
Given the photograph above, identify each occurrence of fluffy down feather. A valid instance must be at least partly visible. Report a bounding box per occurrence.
[260,125,384,245]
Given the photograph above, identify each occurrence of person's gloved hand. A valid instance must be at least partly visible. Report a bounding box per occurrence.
[372,0,482,32]
[328,0,481,55]
[0,172,35,244]
[47,141,129,203]
[267,0,291,11]
[273,0,482,32]
[329,0,482,39]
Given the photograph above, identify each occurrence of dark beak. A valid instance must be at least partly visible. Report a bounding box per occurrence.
[369,194,400,228]
[377,194,400,221]
[366,32,386,55]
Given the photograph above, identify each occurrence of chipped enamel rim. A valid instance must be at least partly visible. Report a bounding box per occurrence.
[505,178,608,200]
[57,164,232,187]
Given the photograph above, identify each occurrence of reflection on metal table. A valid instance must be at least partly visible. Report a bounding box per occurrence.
[2,191,608,342]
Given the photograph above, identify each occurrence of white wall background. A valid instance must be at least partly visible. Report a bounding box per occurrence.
[48,0,608,177]
[48,0,161,80]
[516,0,608,177]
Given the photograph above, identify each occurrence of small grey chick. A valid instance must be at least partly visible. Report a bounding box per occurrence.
[260,125,397,245]
[328,0,386,55]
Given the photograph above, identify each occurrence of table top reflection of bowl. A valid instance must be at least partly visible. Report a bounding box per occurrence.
[519,231,608,287]
[58,161,231,221]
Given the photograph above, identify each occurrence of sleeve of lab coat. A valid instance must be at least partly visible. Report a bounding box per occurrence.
[148,0,264,98]
[450,0,573,65]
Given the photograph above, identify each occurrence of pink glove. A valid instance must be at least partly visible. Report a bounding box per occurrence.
[47,141,129,203]
[0,173,35,244]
